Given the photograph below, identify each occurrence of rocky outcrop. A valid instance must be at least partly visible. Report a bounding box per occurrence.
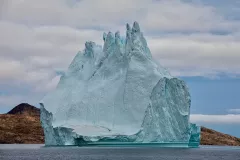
[201,127,240,146]
[0,104,44,144]
[0,104,239,146]
[8,103,40,116]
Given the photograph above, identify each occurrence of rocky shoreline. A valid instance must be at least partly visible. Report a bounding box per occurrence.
[0,103,239,146]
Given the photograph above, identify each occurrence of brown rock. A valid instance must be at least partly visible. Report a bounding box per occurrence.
[0,103,44,144]
[7,103,40,116]
[1,103,240,146]
[201,126,240,146]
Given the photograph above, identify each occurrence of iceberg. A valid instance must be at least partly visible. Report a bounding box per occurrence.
[40,22,200,147]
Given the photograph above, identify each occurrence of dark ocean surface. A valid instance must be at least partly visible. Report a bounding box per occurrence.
[0,144,240,160]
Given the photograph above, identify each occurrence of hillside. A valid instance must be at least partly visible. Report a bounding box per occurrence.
[0,103,240,145]
[201,127,240,146]
[0,103,44,144]
[7,103,40,116]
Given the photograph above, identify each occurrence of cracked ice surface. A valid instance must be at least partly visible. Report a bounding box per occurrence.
[40,22,200,147]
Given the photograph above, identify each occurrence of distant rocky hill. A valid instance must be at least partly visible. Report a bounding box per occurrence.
[7,103,40,116]
[0,103,44,144]
[201,127,240,146]
[0,103,240,146]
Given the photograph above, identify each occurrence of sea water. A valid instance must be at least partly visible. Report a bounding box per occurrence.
[0,144,240,160]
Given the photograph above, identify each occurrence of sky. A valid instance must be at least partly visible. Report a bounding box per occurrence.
[0,0,240,137]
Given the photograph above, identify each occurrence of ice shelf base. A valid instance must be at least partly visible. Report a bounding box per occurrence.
[46,142,198,148]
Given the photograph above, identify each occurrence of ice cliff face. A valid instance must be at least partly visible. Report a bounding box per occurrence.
[40,22,200,147]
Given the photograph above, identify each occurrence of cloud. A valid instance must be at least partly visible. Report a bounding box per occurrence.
[0,0,8,17]
[148,33,240,77]
[0,93,44,113]
[1,21,240,83]
[142,0,238,33]
[1,0,142,30]
[0,0,239,80]
[190,114,240,124]
[0,21,102,58]
[0,95,25,106]
[0,58,54,87]
[0,59,24,81]
[0,0,240,111]
[0,21,102,89]
[1,0,239,32]
[35,75,61,93]
[228,109,240,114]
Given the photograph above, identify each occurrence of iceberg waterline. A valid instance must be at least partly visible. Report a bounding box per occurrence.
[40,22,200,147]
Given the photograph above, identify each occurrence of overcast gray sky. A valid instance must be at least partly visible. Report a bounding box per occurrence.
[0,0,240,133]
